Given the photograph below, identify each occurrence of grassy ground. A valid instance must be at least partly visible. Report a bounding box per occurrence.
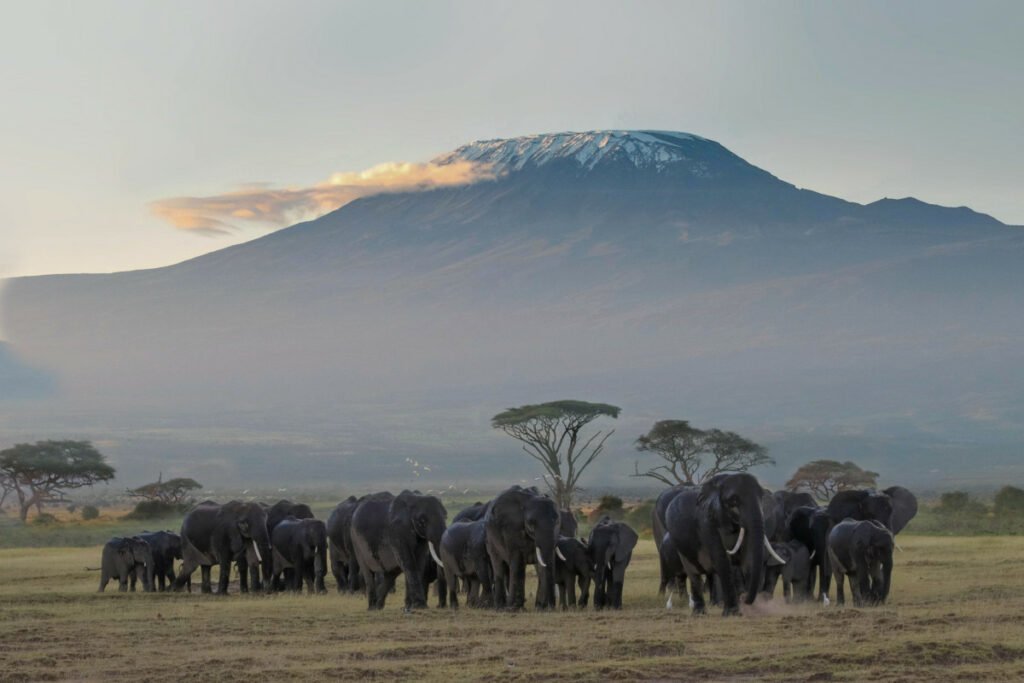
[0,536,1022,681]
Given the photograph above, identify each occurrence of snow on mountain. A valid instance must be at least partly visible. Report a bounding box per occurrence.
[434,130,716,173]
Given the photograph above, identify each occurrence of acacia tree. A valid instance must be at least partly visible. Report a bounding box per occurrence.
[491,400,620,509]
[632,420,772,485]
[785,459,878,501]
[128,473,202,505]
[0,440,115,521]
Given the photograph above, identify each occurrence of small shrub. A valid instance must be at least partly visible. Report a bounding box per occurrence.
[123,500,189,520]
[32,513,58,525]
[625,499,655,536]
[66,504,78,514]
[81,505,100,520]
[994,486,1024,517]
[591,494,625,521]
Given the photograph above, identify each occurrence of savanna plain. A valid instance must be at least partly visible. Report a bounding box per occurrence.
[1,522,1022,682]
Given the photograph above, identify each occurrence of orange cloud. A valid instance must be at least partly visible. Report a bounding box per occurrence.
[149,160,498,235]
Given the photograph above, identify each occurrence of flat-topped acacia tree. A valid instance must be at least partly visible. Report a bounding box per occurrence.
[0,440,115,521]
[491,400,620,509]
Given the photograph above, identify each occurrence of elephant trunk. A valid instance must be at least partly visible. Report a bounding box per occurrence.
[742,506,766,606]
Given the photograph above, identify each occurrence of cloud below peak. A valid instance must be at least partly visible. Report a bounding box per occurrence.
[149,160,498,235]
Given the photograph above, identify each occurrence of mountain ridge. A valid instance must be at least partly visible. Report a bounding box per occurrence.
[1,130,1021,488]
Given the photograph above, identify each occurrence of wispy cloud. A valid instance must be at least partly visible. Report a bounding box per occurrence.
[149,160,498,235]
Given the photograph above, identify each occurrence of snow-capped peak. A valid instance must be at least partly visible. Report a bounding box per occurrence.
[433,130,712,173]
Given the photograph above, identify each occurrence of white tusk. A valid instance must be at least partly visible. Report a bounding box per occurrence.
[428,541,444,568]
[666,590,674,609]
[823,594,831,606]
[555,547,567,562]
[251,540,262,563]
[764,536,786,564]
[894,541,904,552]
[607,561,612,570]
[535,546,547,568]
[809,550,815,561]
[727,527,745,555]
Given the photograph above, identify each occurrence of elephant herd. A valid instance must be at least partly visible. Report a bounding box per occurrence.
[654,473,917,615]
[95,477,916,618]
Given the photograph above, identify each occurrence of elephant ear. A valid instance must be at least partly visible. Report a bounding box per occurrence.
[697,477,724,522]
[884,486,918,534]
[615,524,639,559]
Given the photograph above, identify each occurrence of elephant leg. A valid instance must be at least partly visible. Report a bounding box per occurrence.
[237,562,249,593]
[98,571,109,592]
[783,578,791,602]
[490,558,508,610]
[129,571,137,592]
[578,574,590,608]
[200,565,212,593]
[368,573,385,610]
[833,570,845,606]
[118,572,129,592]
[687,571,707,615]
[435,571,447,608]
[156,571,166,592]
[563,577,573,609]
[217,560,232,594]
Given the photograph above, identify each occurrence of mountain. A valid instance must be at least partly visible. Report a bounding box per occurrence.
[2,131,1022,490]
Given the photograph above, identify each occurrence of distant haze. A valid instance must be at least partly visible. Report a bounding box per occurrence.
[2,131,1021,493]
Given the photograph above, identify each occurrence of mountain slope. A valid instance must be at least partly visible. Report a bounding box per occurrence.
[2,131,1021,488]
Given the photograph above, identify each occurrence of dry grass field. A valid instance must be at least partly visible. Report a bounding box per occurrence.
[1,536,1022,682]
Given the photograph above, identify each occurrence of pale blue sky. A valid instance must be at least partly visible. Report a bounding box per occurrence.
[1,0,1021,277]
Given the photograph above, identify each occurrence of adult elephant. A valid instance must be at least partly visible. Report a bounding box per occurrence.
[137,530,183,591]
[266,500,314,533]
[666,473,785,616]
[883,486,918,534]
[352,490,448,610]
[98,537,154,592]
[828,518,894,606]
[764,490,816,542]
[452,501,488,523]
[827,490,894,531]
[172,500,272,594]
[652,483,693,595]
[788,505,832,602]
[271,517,328,593]
[588,517,638,610]
[439,519,493,608]
[485,485,560,611]
[553,536,592,609]
[326,495,364,593]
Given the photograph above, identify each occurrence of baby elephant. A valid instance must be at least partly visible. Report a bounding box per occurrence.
[137,530,184,591]
[99,536,154,592]
[828,518,894,607]
[588,518,639,610]
[553,536,593,609]
[763,540,812,602]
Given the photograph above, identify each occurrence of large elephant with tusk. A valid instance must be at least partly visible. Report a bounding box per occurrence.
[172,500,273,594]
[351,490,448,611]
[666,472,784,616]
[485,485,561,611]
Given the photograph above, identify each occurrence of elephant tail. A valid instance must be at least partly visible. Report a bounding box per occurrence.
[84,567,102,571]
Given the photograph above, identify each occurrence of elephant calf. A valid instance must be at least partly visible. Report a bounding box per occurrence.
[553,536,592,609]
[588,518,638,610]
[137,530,183,592]
[763,540,811,602]
[440,520,493,608]
[828,518,894,607]
[271,517,328,593]
[99,537,154,593]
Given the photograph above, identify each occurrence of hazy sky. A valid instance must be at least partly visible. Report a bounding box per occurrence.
[1,0,1021,278]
